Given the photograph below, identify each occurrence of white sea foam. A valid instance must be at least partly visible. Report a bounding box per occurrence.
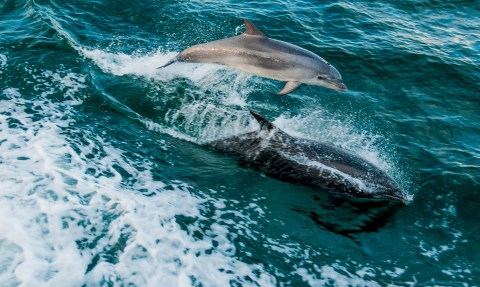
[0,74,278,286]
[78,47,259,142]
[80,48,178,78]
[79,47,255,96]
[166,104,258,143]
[0,53,6,69]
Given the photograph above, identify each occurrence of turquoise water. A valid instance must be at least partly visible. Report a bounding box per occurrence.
[1,0,479,285]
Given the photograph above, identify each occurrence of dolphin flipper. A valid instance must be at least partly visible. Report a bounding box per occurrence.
[277,81,301,95]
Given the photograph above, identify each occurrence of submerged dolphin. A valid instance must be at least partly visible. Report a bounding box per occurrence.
[159,19,347,95]
[208,111,410,202]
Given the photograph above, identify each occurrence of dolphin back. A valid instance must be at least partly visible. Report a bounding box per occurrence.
[208,111,408,202]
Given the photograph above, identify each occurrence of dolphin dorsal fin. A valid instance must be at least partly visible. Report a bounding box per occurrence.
[242,19,266,37]
[250,111,275,131]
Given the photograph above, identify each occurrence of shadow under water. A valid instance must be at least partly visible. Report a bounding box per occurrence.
[289,191,404,240]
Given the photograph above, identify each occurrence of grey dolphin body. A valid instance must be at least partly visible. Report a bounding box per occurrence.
[159,19,347,95]
[208,111,410,202]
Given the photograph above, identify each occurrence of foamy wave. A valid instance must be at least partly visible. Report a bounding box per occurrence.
[0,66,408,286]
[166,104,257,143]
[0,53,6,68]
[80,48,178,78]
[0,77,277,286]
[296,266,381,287]
[78,47,258,142]
[78,46,255,95]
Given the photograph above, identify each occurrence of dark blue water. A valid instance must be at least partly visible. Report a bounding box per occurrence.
[1,0,479,286]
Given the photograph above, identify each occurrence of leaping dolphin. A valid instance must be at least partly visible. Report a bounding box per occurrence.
[208,111,410,202]
[158,19,347,95]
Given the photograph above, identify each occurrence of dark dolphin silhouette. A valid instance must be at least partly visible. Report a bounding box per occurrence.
[207,111,410,202]
[158,19,347,95]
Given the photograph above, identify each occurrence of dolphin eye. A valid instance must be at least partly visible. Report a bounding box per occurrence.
[317,76,325,80]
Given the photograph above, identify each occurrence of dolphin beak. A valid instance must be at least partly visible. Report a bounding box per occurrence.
[335,82,348,92]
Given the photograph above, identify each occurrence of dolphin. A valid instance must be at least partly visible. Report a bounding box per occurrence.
[207,111,410,202]
[158,19,347,95]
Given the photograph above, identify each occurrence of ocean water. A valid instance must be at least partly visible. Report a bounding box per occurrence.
[0,0,479,286]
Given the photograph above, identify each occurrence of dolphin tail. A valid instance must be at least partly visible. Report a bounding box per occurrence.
[157,56,181,69]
